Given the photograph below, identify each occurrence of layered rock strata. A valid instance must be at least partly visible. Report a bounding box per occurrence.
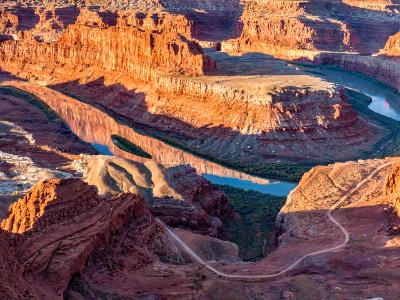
[0,10,215,77]
[223,0,400,58]
[0,178,168,299]
[0,177,239,299]
[315,52,400,92]
[2,150,400,298]
[80,155,232,236]
[0,9,383,165]
[380,31,400,57]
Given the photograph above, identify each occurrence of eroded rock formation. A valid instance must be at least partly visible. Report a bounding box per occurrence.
[0,8,384,167]
[0,178,166,299]
[384,163,400,234]
[223,0,400,58]
[0,176,239,299]
[80,155,232,236]
[0,10,215,77]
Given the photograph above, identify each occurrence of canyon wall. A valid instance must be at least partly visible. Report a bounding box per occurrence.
[380,31,400,57]
[0,10,215,77]
[222,0,400,59]
[81,155,232,236]
[0,178,160,299]
[222,0,358,58]
[384,163,400,234]
[315,53,400,92]
[0,7,386,166]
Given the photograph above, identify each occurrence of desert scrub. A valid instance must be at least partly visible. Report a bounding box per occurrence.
[217,185,286,261]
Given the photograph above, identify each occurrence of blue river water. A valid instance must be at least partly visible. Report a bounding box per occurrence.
[203,174,297,197]
[65,62,400,198]
[300,66,400,121]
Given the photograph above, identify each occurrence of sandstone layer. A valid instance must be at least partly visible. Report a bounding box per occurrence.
[380,31,400,57]
[222,0,400,58]
[2,158,400,299]
[0,9,386,167]
[80,155,232,236]
[0,178,178,299]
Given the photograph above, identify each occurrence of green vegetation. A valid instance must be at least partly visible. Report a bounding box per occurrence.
[344,88,400,158]
[57,89,310,182]
[293,62,400,158]
[111,134,152,159]
[0,85,97,152]
[217,184,286,261]
[0,86,61,122]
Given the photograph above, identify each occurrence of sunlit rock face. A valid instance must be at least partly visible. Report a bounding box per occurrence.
[0,6,384,166]
[80,155,232,236]
[2,1,400,299]
[0,9,216,77]
[380,31,400,57]
[222,0,400,58]
[0,178,164,299]
[384,163,400,234]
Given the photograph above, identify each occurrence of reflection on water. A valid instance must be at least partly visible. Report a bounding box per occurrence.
[203,174,296,197]
[92,143,113,155]
[301,66,400,121]
[37,89,295,195]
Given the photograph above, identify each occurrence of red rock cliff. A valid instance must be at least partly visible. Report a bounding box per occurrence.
[0,178,158,299]
[0,9,216,77]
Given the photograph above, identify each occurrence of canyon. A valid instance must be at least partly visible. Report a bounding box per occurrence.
[0,0,400,299]
[0,5,390,175]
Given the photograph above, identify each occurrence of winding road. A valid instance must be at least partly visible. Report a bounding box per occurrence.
[161,162,393,279]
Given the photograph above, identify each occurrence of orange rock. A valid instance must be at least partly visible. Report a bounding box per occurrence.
[0,9,216,77]
[380,31,400,57]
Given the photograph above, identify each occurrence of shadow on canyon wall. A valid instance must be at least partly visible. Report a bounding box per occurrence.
[0,74,97,169]
[295,1,400,53]
[0,201,398,283]
[47,76,330,166]
[162,0,244,42]
[322,1,400,53]
[0,73,306,183]
[10,5,81,31]
[207,50,301,76]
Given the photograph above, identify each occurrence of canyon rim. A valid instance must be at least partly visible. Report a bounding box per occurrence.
[1,1,400,299]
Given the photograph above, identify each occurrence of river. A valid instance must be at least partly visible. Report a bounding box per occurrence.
[31,87,296,197]
[23,64,400,198]
[298,65,400,121]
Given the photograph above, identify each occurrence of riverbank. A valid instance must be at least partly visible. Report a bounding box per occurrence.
[0,86,96,153]
[57,89,311,182]
[345,88,400,158]
[297,63,400,158]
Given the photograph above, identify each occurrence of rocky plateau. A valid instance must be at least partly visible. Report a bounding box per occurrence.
[0,4,390,168]
[1,0,400,299]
